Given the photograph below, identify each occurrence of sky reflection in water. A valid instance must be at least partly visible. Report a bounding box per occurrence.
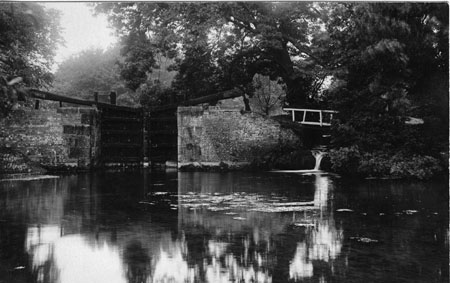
[0,171,447,283]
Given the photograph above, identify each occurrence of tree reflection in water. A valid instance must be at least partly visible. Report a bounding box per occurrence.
[151,236,194,282]
[289,174,343,280]
[26,226,126,283]
[26,225,60,282]
[123,240,150,283]
[176,173,342,282]
[17,173,341,283]
[5,171,444,283]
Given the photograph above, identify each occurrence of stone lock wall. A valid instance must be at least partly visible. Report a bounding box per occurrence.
[58,107,100,168]
[0,107,100,173]
[177,106,301,168]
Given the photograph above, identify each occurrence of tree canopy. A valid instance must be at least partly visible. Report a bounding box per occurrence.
[321,3,448,154]
[52,45,177,107]
[95,2,326,106]
[0,2,62,115]
[52,46,127,100]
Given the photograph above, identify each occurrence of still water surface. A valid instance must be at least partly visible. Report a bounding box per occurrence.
[0,171,447,283]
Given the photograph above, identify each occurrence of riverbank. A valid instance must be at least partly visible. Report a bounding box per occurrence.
[189,146,446,180]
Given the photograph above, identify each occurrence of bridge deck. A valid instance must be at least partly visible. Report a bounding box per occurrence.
[284,108,337,127]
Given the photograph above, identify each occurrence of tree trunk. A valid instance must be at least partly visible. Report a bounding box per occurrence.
[284,76,310,108]
[269,45,310,108]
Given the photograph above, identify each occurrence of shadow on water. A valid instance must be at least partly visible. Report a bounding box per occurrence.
[0,170,447,283]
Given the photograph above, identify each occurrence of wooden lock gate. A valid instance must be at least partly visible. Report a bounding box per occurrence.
[100,107,144,165]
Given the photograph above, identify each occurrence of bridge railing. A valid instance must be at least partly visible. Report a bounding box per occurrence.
[283,108,338,127]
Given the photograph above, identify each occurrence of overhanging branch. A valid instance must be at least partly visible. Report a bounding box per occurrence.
[283,34,321,63]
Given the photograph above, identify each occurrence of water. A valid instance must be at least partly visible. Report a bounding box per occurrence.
[0,171,447,283]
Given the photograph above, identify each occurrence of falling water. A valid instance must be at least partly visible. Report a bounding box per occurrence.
[312,151,325,171]
[271,150,326,173]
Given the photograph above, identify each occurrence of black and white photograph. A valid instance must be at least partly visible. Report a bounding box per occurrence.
[0,1,448,282]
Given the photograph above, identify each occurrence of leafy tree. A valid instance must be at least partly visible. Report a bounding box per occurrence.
[0,3,62,86]
[132,54,177,108]
[118,30,156,91]
[171,44,219,101]
[95,2,326,107]
[52,46,130,101]
[150,54,177,88]
[251,74,286,116]
[321,3,448,155]
[0,3,62,115]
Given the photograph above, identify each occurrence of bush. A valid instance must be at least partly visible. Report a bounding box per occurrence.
[328,146,443,179]
[358,152,391,177]
[389,155,442,180]
[139,83,177,108]
[328,146,361,176]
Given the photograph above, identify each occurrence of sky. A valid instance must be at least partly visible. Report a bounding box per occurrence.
[43,3,118,66]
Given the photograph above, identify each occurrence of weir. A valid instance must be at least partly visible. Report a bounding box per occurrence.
[270,150,326,174]
[312,150,325,171]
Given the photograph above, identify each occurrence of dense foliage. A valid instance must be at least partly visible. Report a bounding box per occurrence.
[52,46,177,107]
[94,2,326,107]
[0,3,62,86]
[329,146,443,179]
[318,3,448,178]
[0,3,62,115]
[322,3,448,155]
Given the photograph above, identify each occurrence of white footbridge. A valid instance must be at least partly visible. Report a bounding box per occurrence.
[284,108,338,127]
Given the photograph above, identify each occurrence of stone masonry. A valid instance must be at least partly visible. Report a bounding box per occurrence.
[177,106,301,169]
[0,107,100,174]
